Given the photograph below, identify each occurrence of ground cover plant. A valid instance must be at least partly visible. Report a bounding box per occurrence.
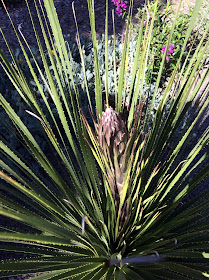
[0,0,209,279]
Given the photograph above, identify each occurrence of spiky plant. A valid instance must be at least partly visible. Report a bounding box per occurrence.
[0,0,209,279]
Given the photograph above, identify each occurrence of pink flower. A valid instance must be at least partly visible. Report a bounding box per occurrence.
[161,46,166,53]
[120,2,127,9]
[116,8,122,16]
[112,0,127,16]
[168,43,175,55]
[161,43,175,61]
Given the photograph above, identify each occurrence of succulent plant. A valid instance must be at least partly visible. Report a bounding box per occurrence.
[0,0,208,279]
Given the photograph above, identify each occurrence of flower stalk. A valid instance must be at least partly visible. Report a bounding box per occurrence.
[97,106,134,233]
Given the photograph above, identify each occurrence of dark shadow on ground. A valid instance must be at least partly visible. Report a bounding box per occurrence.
[56,0,167,40]
[0,0,168,55]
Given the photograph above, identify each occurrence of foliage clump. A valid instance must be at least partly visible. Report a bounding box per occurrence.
[132,1,209,84]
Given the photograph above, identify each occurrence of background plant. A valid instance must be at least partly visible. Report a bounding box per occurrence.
[132,0,209,84]
[0,0,208,279]
[0,35,162,165]
[33,35,164,122]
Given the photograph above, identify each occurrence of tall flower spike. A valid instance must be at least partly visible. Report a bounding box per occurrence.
[98,106,128,202]
[98,106,127,149]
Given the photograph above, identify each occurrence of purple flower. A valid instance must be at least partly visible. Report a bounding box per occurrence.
[120,2,127,9]
[116,8,122,16]
[112,0,127,16]
[161,43,175,61]
[168,43,175,55]
[161,46,166,53]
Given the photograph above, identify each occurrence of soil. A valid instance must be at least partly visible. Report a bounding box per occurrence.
[0,0,204,55]
[0,0,168,56]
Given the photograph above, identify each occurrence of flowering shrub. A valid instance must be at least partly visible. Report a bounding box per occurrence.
[112,0,127,16]
[133,1,209,84]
